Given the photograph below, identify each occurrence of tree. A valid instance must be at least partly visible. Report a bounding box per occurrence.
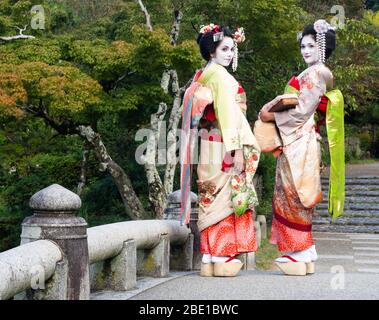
[0,0,201,221]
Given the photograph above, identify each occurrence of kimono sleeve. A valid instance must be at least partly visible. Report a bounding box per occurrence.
[209,73,243,152]
[275,67,327,136]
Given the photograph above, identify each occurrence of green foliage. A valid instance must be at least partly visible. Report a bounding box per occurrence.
[78,176,130,226]
[255,153,276,220]
[1,0,378,252]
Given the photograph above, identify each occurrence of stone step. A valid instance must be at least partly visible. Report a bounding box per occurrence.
[317,176,379,233]
[313,216,379,226]
[317,203,379,211]
[323,191,379,197]
[342,196,378,203]
[322,180,379,187]
[315,209,379,218]
[345,185,379,191]
[312,224,379,234]
[321,176,379,180]
[320,197,379,204]
[322,185,379,192]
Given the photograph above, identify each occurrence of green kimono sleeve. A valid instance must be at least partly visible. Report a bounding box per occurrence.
[209,73,242,152]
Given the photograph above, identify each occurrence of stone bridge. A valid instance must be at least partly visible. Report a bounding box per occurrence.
[0,183,265,300]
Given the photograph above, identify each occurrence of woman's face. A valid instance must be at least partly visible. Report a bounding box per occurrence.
[301,35,319,65]
[211,37,235,67]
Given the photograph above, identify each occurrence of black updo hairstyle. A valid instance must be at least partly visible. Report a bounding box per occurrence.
[301,24,336,60]
[197,26,234,61]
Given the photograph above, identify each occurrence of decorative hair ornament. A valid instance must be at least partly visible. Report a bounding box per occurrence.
[232,27,246,72]
[313,19,335,63]
[199,24,224,42]
[199,23,220,35]
[213,32,224,42]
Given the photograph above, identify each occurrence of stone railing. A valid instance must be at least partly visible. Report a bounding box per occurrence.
[0,240,63,300]
[0,184,191,300]
[0,183,266,300]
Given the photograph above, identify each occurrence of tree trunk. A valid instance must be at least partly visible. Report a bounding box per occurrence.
[143,101,168,219]
[77,125,145,220]
[77,142,90,196]
[136,0,153,31]
[164,70,183,195]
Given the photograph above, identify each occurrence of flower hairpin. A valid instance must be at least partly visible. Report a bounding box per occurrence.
[314,19,335,34]
[233,27,246,44]
[199,23,224,42]
[313,19,335,63]
[199,23,220,34]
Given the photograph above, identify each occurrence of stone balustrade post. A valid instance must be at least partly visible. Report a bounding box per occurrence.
[137,233,170,277]
[90,239,137,291]
[256,215,267,240]
[20,184,89,300]
[164,190,200,270]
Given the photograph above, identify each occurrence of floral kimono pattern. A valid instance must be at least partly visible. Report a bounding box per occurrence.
[270,63,335,252]
[180,63,261,256]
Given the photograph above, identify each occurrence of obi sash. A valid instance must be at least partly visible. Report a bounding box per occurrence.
[285,76,345,219]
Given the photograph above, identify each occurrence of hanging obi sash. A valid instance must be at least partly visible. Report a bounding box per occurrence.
[325,89,345,219]
[285,76,345,219]
[180,78,213,226]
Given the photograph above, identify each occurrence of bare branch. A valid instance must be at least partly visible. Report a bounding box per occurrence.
[0,35,35,41]
[111,71,136,90]
[78,125,145,220]
[19,105,146,220]
[77,142,90,196]
[0,25,35,41]
[16,25,28,35]
[135,0,153,31]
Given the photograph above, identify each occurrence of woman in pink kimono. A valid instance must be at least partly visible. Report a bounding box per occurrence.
[260,20,344,276]
[180,24,261,277]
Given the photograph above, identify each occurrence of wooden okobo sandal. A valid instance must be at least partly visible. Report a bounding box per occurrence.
[213,257,243,277]
[275,255,315,276]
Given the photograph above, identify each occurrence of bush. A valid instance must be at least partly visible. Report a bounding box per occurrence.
[255,153,277,221]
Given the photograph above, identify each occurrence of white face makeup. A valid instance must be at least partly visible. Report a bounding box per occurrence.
[301,35,320,66]
[211,37,235,67]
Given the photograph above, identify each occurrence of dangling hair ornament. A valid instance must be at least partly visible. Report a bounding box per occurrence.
[313,19,334,63]
[232,27,246,72]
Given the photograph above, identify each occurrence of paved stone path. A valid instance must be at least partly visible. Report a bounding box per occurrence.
[91,232,379,300]
[322,161,379,177]
[91,163,379,300]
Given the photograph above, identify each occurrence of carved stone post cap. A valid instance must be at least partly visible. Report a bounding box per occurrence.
[168,190,198,204]
[29,184,82,211]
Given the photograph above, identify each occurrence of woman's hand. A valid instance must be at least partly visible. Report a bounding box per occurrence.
[233,149,245,174]
[260,108,275,122]
[259,95,283,122]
